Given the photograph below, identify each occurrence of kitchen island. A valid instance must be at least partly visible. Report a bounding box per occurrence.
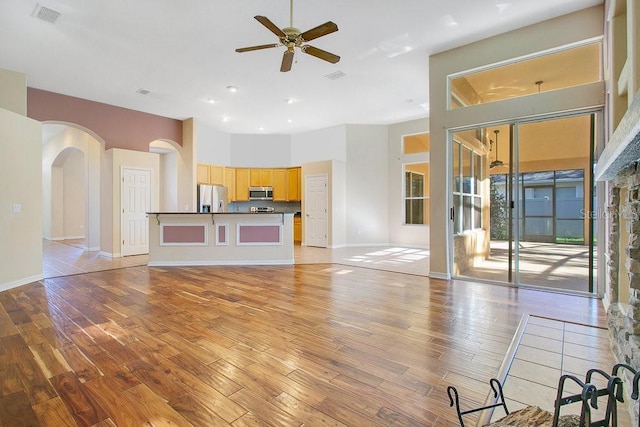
[147,212,294,266]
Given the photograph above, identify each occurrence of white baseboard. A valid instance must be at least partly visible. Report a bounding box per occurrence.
[0,274,44,292]
[99,251,120,258]
[85,246,100,252]
[428,271,450,280]
[64,235,85,240]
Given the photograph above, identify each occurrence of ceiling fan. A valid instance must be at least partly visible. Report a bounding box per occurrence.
[235,0,340,72]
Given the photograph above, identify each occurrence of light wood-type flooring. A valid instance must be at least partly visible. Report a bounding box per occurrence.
[0,241,621,426]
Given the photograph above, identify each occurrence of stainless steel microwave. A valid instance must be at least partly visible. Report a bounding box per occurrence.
[249,186,273,200]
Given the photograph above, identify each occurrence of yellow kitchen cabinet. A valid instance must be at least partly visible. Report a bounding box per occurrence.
[196,164,210,184]
[287,167,301,201]
[250,168,273,187]
[235,168,250,201]
[209,165,225,186]
[272,169,287,201]
[224,167,236,202]
[293,215,302,243]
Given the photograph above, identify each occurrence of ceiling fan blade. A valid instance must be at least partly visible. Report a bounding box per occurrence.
[280,50,294,72]
[236,43,280,53]
[300,21,338,42]
[254,15,287,39]
[302,45,340,64]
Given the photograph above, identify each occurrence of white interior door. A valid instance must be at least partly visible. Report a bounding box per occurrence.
[305,174,328,247]
[121,167,151,256]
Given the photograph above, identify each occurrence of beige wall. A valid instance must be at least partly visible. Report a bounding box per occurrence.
[0,108,43,290]
[301,160,347,248]
[0,68,27,116]
[428,5,605,279]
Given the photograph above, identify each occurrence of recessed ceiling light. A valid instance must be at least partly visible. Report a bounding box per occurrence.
[207,98,215,104]
[287,119,293,123]
[258,127,264,131]
[226,86,238,93]
[222,116,229,122]
[136,88,150,95]
[286,98,296,104]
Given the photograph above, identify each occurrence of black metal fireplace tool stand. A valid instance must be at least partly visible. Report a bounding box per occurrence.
[447,364,640,426]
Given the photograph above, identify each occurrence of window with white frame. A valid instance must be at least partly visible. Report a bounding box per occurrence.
[452,140,482,234]
[402,133,430,226]
[404,163,429,225]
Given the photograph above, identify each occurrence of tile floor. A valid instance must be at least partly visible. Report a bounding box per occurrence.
[488,315,633,425]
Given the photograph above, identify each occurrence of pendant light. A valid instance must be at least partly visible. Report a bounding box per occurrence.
[490,129,504,168]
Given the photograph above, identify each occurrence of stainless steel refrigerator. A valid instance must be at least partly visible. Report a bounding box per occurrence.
[198,185,228,212]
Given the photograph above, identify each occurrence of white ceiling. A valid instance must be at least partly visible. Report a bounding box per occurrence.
[1,0,602,135]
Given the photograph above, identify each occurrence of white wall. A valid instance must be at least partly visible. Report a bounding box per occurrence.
[388,118,430,247]
[292,125,347,164]
[196,121,231,165]
[230,134,292,167]
[345,125,389,245]
[0,108,42,290]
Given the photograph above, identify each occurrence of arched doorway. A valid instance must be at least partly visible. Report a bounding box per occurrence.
[42,122,104,252]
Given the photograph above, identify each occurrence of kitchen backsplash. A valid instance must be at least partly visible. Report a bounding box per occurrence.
[229,200,301,213]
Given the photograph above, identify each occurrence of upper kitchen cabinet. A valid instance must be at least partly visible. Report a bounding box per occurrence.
[197,164,210,184]
[272,169,287,201]
[235,168,250,201]
[224,167,236,202]
[288,167,301,201]
[250,169,273,187]
[196,163,225,185]
[209,165,225,186]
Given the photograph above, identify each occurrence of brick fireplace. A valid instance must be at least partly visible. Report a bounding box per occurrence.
[598,92,640,423]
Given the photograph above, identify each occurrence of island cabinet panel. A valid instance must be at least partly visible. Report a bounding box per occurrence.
[196,164,210,184]
[224,167,236,202]
[287,167,301,201]
[148,212,294,266]
[235,169,250,201]
[272,169,287,201]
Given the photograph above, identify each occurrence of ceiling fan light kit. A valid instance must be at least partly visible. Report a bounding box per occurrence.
[235,0,340,72]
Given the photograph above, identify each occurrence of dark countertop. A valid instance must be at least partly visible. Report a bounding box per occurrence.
[147,211,295,215]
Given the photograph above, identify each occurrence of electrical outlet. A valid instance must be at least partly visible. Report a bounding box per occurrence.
[12,203,21,213]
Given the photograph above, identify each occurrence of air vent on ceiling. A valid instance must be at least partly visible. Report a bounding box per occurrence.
[136,88,150,95]
[325,70,346,80]
[33,4,62,24]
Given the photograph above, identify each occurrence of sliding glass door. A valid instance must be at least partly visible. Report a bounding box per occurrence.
[450,112,598,293]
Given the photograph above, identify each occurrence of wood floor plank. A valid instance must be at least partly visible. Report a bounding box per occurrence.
[0,263,611,426]
[32,396,78,427]
[15,356,59,405]
[0,390,40,427]
[50,371,109,426]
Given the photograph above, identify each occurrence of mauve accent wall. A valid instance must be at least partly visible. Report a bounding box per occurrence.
[27,88,182,151]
